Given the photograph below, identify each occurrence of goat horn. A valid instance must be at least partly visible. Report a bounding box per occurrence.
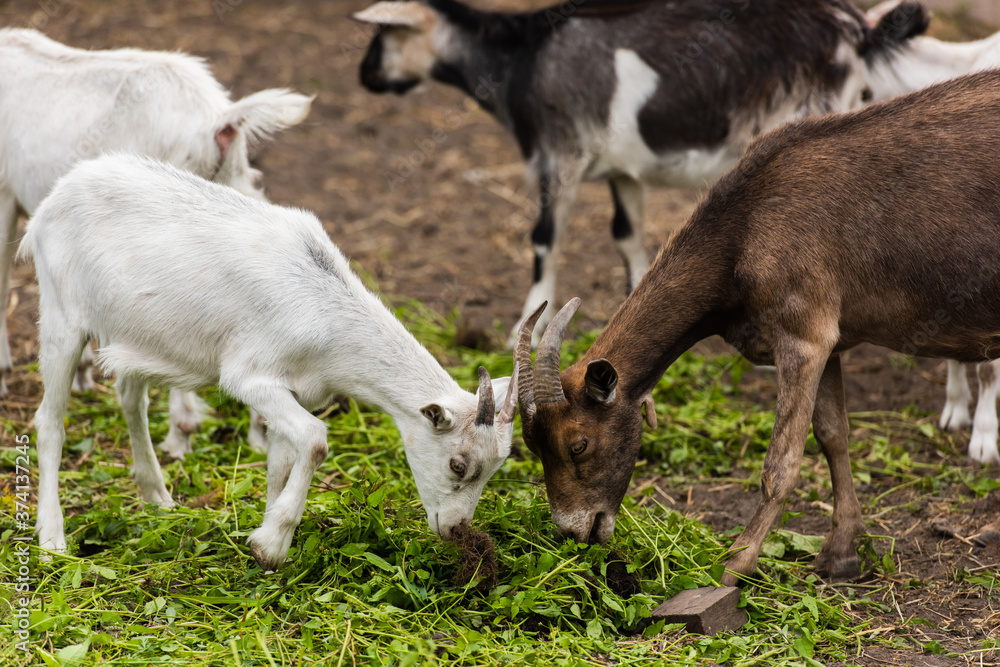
[496,362,519,427]
[515,302,548,429]
[534,297,581,406]
[475,366,494,427]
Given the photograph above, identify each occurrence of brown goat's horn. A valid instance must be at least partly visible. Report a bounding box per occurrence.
[475,366,494,427]
[534,298,581,406]
[515,302,548,427]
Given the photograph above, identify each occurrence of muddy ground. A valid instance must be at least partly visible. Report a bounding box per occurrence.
[1,1,997,664]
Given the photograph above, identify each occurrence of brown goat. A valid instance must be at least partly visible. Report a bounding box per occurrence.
[515,70,1000,585]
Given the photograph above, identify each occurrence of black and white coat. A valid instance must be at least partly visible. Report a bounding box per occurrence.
[354,0,928,341]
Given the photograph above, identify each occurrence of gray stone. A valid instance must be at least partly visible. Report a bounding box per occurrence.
[651,586,748,635]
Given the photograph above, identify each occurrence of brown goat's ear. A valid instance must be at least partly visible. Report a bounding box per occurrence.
[642,395,657,429]
[420,403,454,431]
[585,359,618,403]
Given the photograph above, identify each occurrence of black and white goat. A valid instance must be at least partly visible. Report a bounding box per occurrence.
[352,0,928,343]
[0,29,311,458]
[21,154,518,570]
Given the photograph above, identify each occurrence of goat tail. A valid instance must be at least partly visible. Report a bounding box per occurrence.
[862,1,929,58]
[15,218,38,263]
[217,88,314,150]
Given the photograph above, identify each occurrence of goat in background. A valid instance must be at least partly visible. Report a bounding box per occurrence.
[352,0,928,344]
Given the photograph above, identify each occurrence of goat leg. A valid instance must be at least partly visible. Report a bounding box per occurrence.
[721,338,829,586]
[811,356,864,579]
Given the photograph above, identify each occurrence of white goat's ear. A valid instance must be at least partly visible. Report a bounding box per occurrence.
[352,2,430,27]
[420,403,454,431]
[476,376,512,415]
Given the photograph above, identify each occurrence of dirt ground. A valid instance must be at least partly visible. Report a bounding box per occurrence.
[1,0,997,663]
[3,0,986,414]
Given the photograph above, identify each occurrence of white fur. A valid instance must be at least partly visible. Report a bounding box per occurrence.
[21,154,515,568]
[939,359,1000,464]
[0,28,312,409]
[867,32,1000,103]
[969,361,1000,464]
[940,359,973,431]
[584,49,661,182]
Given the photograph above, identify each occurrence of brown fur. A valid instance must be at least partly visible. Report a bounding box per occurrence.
[518,70,1000,585]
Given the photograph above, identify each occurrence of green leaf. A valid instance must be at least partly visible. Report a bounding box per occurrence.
[367,485,387,507]
[586,618,603,639]
[36,648,61,667]
[339,543,369,556]
[89,563,117,580]
[784,531,825,555]
[801,596,820,623]
[923,640,947,655]
[364,552,395,573]
[761,540,785,559]
[231,476,255,498]
[57,640,90,665]
[793,635,814,659]
[882,553,897,575]
[602,593,624,613]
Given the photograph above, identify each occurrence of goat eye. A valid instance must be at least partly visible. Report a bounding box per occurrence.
[570,439,587,456]
[449,458,466,477]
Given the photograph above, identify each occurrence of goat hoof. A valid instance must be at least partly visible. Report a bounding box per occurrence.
[939,407,971,431]
[72,374,97,393]
[814,552,860,580]
[247,528,293,571]
[248,538,285,572]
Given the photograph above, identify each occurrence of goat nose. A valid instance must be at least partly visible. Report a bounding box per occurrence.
[587,513,605,545]
[555,525,578,542]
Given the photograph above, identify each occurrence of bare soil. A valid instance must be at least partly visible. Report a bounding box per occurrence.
[1,1,997,664]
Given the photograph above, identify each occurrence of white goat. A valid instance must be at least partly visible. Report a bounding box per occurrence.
[20,154,518,570]
[865,0,1000,102]
[0,28,312,458]
[863,0,1000,462]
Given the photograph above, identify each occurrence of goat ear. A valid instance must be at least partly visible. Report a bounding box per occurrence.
[215,123,237,161]
[585,359,618,403]
[420,403,454,431]
[642,395,657,429]
[352,2,430,28]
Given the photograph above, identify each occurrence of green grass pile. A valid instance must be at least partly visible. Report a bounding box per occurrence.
[0,299,997,666]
